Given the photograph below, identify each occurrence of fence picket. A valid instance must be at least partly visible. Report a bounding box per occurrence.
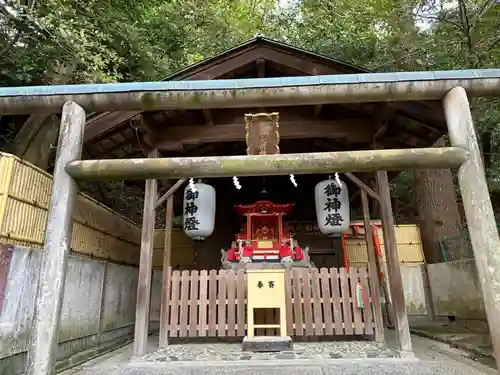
[292,268,303,336]
[320,268,334,335]
[339,267,353,335]
[350,268,364,335]
[227,271,236,336]
[217,270,227,336]
[208,270,218,336]
[198,270,208,336]
[178,270,190,337]
[359,268,374,335]
[329,268,343,335]
[302,270,314,336]
[188,270,199,337]
[236,270,246,336]
[169,270,181,337]
[311,268,324,335]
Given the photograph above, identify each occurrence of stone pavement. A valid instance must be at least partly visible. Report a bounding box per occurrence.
[408,316,493,360]
[138,341,400,362]
[61,330,497,375]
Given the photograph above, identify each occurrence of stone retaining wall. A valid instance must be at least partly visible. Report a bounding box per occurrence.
[427,260,486,319]
[0,245,159,375]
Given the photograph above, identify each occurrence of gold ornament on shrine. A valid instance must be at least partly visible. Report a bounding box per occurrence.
[244,112,280,155]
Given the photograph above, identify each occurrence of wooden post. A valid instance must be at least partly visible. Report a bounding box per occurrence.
[360,189,384,342]
[421,264,436,320]
[345,172,380,202]
[369,179,380,219]
[378,254,394,328]
[25,102,86,375]
[133,149,158,357]
[370,179,394,327]
[444,86,500,368]
[155,179,186,209]
[159,194,174,347]
[375,170,412,353]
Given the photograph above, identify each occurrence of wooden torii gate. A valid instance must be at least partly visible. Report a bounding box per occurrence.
[1,70,500,375]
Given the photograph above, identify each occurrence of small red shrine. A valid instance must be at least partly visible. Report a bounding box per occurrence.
[222,200,306,264]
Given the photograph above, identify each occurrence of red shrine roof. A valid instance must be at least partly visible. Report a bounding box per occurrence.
[235,200,294,215]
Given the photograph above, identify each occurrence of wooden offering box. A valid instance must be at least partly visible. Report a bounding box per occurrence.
[246,269,287,340]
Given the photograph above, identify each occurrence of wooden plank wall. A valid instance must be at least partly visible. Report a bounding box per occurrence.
[164,267,377,338]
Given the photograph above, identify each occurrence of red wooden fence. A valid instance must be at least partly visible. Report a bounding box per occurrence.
[165,267,378,338]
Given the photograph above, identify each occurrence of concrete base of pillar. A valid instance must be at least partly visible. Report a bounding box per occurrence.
[242,336,293,352]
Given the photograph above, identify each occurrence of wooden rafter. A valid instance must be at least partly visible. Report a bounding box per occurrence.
[81,37,445,153]
[155,179,186,209]
[313,104,322,118]
[344,172,380,202]
[202,109,213,126]
[147,119,373,151]
[84,110,139,142]
[139,113,155,134]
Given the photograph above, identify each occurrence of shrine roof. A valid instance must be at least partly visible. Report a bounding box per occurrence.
[235,200,294,215]
[74,35,465,165]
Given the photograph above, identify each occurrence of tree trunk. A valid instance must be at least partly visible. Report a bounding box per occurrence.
[9,114,60,170]
[413,137,465,263]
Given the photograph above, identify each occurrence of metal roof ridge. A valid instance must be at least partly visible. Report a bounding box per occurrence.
[2,69,500,97]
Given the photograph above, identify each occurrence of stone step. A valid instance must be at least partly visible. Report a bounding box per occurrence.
[71,356,482,375]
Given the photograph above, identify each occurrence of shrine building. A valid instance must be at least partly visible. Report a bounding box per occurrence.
[6,35,495,375]
[77,36,440,351]
[84,36,431,271]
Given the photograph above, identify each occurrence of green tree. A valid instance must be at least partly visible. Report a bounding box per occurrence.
[2,0,500,235]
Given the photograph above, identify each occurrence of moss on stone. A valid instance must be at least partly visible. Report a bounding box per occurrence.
[140,93,157,109]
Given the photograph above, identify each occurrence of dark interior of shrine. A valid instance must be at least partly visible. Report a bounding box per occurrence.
[205,173,359,222]
[188,172,364,270]
[168,137,370,221]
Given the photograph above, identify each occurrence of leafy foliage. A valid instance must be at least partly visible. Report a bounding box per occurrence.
[2,0,500,222]
[0,0,282,85]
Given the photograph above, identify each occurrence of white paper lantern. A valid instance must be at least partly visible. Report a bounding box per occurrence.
[183,182,216,240]
[315,178,350,237]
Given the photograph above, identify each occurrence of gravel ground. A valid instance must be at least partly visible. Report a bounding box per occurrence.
[138,341,400,363]
[61,331,497,375]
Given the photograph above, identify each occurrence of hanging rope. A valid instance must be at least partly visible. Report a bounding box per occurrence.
[334,172,342,188]
[233,176,242,190]
[188,178,197,193]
